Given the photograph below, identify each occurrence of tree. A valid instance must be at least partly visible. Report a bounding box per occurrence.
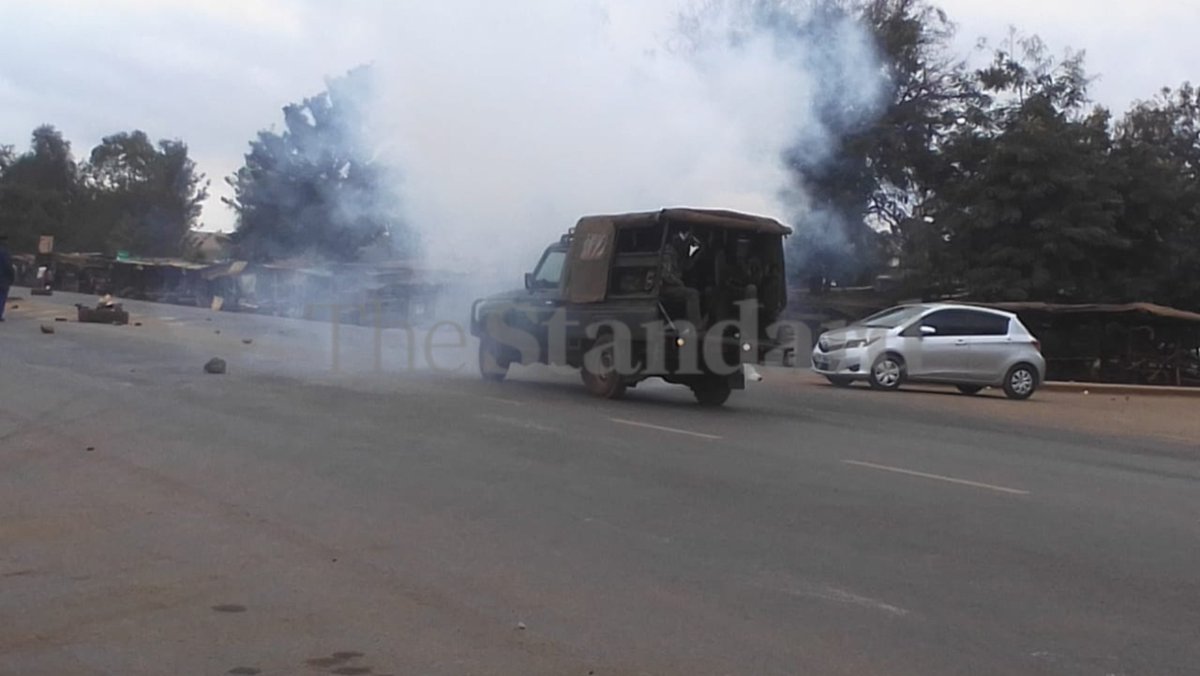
[1110,85,1200,309]
[748,0,976,285]
[79,131,209,256]
[225,65,414,263]
[0,125,80,252]
[915,35,1129,302]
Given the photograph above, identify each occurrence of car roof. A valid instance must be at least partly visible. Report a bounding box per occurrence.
[918,302,1018,319]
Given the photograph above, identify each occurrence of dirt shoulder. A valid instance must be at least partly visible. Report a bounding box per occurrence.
[764,368,1199,449]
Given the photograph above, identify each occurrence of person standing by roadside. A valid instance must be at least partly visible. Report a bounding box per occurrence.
[0,235,14,321]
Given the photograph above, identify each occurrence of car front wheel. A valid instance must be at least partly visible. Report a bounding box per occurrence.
[868,354,905,391]
[1003,364,1039,400]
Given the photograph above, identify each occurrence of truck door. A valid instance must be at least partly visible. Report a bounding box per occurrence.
[519,247,566,359]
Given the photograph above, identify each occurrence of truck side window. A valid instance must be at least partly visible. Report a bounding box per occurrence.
[532,250,566,287]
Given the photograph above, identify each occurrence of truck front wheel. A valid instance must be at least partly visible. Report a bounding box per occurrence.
[479,337,510,382]
[581,333,627,399]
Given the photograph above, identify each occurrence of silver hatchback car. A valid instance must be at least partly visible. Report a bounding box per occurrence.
[811,303,1046,400]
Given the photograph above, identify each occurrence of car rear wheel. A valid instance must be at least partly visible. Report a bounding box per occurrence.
[581,333,627,399]
[868,354,905,391]
[826,375,854,388]
[956,385,984,395]
[1003,364,1038,400]
[691,377,732,407]
[478,337,509,382]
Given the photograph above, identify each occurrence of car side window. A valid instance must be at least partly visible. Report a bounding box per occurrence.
[920,310,972,337]
[961,311,1010,336]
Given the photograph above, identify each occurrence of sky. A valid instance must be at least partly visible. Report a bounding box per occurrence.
[1,0,1197,268]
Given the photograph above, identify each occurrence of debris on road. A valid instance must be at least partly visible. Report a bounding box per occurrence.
[8,304,17,310]
[40,324,54,335]
[214,329,221,335]
[134,322,142,327]
[516,621,527,631]
[85,446,94,452]
[242,338,253,345]
[76,296,129,325]
[204,358,227,374]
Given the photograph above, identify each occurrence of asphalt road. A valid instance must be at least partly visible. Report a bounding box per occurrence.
[3,290,1199,676]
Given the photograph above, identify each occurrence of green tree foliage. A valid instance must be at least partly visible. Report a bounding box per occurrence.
[751,0,976,285]
[0,125,79,252]
[916,36,1129,302]
[1110,85,1200,308]
[225,65,413,263]
[0,126,206,256]
[79,131,209,256]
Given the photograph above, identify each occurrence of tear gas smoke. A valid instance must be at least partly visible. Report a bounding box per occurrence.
[328,0,885,294]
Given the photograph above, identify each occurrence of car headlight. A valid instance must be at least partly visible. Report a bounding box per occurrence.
[844,337,877,349]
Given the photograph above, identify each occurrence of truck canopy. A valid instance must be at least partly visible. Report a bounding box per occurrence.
[564,208,790,304]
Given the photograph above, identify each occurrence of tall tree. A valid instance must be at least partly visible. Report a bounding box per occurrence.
[79,130,209,256]
[915,35,1128,301]
[751,0,975,285]
[0,125,80,252]
[225,65,414,263]
[1110,84,1200,309]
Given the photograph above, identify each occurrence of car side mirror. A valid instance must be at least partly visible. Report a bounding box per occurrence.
[524,272,534,290]
[919,325,937,337]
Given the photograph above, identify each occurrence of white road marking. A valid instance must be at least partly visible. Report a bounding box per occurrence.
[609,418,721,440]
[842,460,1029,496]
[476,413,556,433]
[479,395,522,406]
[793,584,910,617]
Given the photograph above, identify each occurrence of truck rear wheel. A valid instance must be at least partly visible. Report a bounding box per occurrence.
[691,376,732,407]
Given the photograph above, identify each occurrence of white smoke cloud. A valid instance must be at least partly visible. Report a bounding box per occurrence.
[0,0,885,286]
[347,0,884,282]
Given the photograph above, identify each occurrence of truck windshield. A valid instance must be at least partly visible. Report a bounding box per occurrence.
[533,249,566,287]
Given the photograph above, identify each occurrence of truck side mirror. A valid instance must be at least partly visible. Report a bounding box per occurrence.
[524,272,534,290]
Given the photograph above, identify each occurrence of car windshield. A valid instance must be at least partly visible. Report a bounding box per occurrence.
[856,305,926,329]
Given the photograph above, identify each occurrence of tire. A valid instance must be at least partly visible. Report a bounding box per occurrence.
[478,337,509,382]
[692,377,732,407]
[957,385,984,395]
[1003,363,1039,400]
[825,375,854,388]
[581,333,627,399]
[868,354,905,391]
